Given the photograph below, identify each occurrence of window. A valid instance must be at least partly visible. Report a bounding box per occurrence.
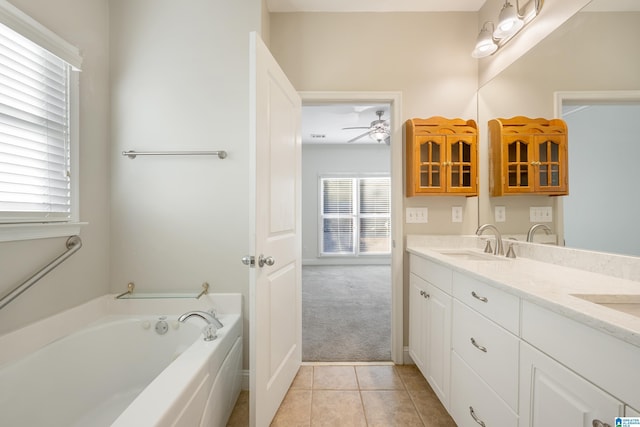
[320,176,391,256]
[0,2,81,236]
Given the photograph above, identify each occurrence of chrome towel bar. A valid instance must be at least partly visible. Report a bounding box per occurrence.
[122,150,227,159]
[0,235,82,310]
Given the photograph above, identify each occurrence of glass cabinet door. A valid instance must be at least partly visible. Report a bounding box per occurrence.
[447,135,476,192]
[504,136,532,192]
[535,136,566,192]
[417,136,444,191]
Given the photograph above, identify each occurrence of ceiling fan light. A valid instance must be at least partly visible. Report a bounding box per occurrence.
[471,26,497,58]
[494,1,524,39]
[369,129,388,143]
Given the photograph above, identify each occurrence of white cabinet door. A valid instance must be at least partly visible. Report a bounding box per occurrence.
[409,271,452,409]
[409,273,428,373]
[520,342,623,427]
[425,282,451,408]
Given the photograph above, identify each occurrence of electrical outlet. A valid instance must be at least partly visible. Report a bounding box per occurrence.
[406,207,428,223]
[495,206,506,222]
[530,206,553,222]
[452,206,463,223]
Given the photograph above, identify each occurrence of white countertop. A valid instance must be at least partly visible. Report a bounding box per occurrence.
[406,235,640,349]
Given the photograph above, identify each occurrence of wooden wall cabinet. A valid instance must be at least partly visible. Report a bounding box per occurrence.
[489,116,568,196]
[406,117,478,197]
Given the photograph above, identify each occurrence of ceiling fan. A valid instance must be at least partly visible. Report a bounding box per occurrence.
[342,110,390,144]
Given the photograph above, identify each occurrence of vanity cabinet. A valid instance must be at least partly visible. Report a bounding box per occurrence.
[519,342,623,427]
[449,273,520,426]
[489,116,568,196]
[408,255,452,407]
[407,248,640,427]
[405,117,478,196]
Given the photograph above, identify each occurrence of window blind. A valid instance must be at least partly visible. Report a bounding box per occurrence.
[322,178,354,253]
[0,22,71,222]
[359,177,391,253]
[321,176,391,256]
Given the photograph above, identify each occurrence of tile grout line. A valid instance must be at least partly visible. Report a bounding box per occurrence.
[396,365,428,427]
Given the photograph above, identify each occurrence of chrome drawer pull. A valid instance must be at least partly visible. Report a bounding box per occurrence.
[469,406,486,427]
[470,337,487,353]
[471,291,488,303]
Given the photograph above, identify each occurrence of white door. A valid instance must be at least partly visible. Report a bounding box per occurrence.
[248,32,302,427]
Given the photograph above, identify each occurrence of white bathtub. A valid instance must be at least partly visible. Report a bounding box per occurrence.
[0,293,243,427]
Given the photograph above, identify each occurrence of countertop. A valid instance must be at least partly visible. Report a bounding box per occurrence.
[406,235,640,349]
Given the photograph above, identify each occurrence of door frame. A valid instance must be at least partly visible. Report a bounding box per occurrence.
[299,91,403,364]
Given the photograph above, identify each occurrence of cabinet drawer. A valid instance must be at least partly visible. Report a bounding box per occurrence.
[410,254,452,293]
[450,351,518,427]
[453,272,519,334]
[452,299,519,412]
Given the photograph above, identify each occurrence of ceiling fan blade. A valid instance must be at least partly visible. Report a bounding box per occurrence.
[342,126,370,130]
[347,130,371,143]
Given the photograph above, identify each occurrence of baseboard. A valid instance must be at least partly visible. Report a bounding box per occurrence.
[302,259,391,266]
[403,346,415,365]
[241,369,250,391]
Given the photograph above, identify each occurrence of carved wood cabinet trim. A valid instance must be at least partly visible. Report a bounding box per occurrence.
[489,116,569,196]
[405,117,478,197]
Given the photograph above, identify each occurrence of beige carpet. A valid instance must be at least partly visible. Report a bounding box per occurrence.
[302,265,391,361]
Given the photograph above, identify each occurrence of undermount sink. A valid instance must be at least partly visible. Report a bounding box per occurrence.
[572,294,640,318]
[436,249,507,262]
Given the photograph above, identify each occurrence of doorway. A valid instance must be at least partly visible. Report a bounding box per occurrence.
[555,91,640,257]
[299,91,403,363]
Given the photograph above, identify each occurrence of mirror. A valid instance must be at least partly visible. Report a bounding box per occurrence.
[477,1,640,256]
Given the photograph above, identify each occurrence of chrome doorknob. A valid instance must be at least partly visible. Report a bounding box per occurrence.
[241,256,255,267]
[258,254,275,267]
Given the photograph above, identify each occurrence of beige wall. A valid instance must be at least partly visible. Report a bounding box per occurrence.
[109,0,263,369]
[0,0,110,335]
[270,12,480,237]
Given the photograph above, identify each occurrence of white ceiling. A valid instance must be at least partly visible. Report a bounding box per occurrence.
[267,0,639,13]
[302,103,391,144]
[266,0,487,13]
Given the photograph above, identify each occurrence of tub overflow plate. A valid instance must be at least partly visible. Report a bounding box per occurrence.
[155,317,169,335]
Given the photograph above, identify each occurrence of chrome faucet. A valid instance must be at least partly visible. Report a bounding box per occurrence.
[526,224,552,242]
[476,224,504,256]
[178,310,224,329]
[178,310,223,342]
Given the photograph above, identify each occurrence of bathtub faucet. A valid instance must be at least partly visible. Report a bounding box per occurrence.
[178,311,223,342]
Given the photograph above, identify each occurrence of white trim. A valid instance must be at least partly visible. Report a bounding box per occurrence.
[553,90,640,247]
[0,222,86,243]
[0,0,82,69]
[299,91,404,365]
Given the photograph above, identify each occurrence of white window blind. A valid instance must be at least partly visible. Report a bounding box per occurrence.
[0,21,72,222]
[320,176,391,256]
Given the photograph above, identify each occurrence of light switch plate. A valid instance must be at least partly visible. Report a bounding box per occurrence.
[495,206,506,222]
[530,206,553,222]
[452,206,463,223]
[406,207,428,223]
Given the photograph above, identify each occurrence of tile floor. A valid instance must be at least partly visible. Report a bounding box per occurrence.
[226,364,455,426]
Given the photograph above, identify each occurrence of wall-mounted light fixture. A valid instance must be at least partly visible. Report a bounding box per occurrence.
[472,0,544,58]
